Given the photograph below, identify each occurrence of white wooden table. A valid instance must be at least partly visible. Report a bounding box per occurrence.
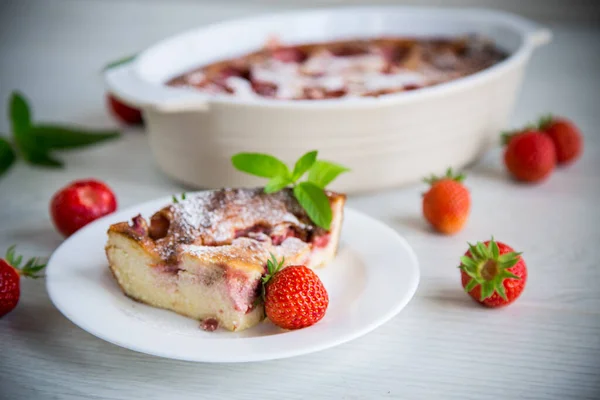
[1,1,599,399]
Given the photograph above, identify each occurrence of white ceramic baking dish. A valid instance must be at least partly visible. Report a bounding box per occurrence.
[105,7,551,193]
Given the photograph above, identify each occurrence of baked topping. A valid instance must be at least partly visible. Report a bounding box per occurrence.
[167,35,507,100]
[110,188,341,263]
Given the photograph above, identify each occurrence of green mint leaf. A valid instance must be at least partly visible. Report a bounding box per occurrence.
[231,153,290,179]
[293,181,332,230]
[103,54,136,71]
[9,92,37,159]
[264,175,291,193]
[291,150,317,181]
[29,125,120,150]
[9,91,31,136]
[0,137,16,176]
[26,151,64,168]
[307,160,350,189]
[8,91,55,167]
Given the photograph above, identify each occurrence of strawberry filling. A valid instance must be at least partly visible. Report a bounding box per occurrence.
[312,233,330,249]
[225,268,260,312]
[200,318,219,332]
[234,225,301,245]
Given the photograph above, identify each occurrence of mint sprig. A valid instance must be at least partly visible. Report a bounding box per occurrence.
[231,150,349,230]
[0,91,121,177]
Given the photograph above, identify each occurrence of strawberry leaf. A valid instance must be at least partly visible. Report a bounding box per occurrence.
[291,150,317,181]
[480,281,494,300]
[231,153,290,179]
[461,238,523,301]
[460,255,478,270]
[423,167,465,185]
[4,246,46,278]
[308,160,350,189]
[464,278,478,292]
[293,182,332,230]
[537,114,554,130]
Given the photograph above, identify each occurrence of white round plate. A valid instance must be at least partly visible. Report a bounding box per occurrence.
[46,196,419,363]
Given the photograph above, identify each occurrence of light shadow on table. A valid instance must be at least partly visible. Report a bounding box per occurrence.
[392,214,432,234]
[467,161,508,183]
[425,287,482,310]
[2,225,63,252]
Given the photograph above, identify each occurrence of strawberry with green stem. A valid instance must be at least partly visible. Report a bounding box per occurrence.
[261,254,329,330]
[537,114,583,165]
[422,168,471,234]
[459,238,527,308]
[0,246,46,317]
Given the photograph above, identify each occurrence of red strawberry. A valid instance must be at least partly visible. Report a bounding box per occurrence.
[107,94,143,125]
[262,255,328,330]
[50,179,117,237]
[459,238,527,307]
[422,168,471,235]
[0,246,46,317]
[538,115,583,165]
[502,129,556,182]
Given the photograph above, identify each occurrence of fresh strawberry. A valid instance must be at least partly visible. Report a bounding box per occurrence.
[502,129,556,182]
[459,238,526,308]
[422,168,471,235]
[262,255,328,330]
[50,179,117,237]
[538,115,583,165]
[0,246,46,317]
[106,94,143,125]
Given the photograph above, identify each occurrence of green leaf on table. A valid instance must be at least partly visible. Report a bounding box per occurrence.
[29,125,120,150]
[103,54,137,71]
[25,151,64,168]
[264,175,291,194]
[231,153,290,178]
[307,160,350,189]
[9,91,32,135]
[0,137,16,176]
[293,181,332,230]
[291,150,317,181]
[9,91,41,162]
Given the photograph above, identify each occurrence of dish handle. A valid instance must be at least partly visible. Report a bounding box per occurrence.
[104,63,210,112]
[520,19,552,48]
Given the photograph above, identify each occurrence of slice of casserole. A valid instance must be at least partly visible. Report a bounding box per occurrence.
[105,188,345,331]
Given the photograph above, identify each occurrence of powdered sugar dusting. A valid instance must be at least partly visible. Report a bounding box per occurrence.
[171,188,306,245]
